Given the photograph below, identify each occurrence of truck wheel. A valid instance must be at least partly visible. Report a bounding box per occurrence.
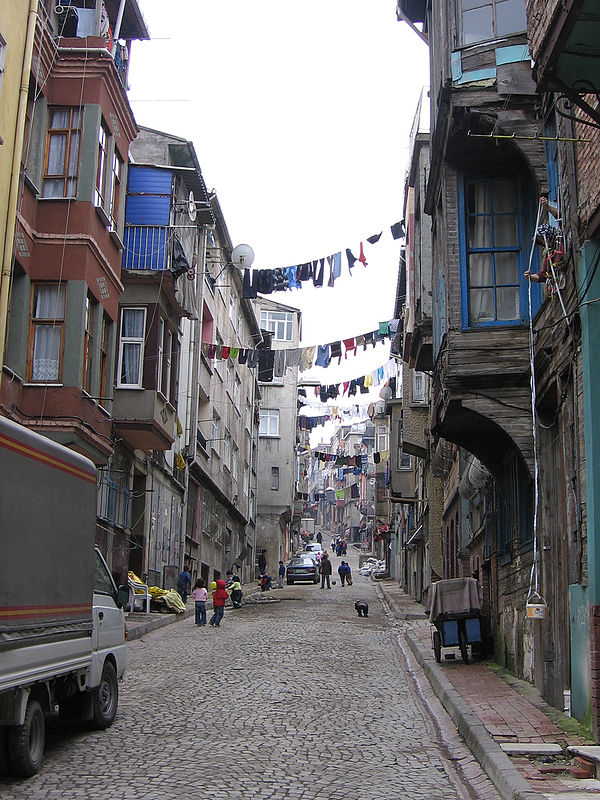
[8,698,45,778]
[0,725,11,777]
[91,661,118,729]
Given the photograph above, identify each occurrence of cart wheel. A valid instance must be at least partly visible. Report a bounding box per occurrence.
[459,623,468,665]
[433,630,442,663]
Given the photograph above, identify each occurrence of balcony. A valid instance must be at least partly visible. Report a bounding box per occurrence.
[123,226,168,271]
[113,390,176,451]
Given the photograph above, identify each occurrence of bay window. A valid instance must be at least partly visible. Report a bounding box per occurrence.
[460,0,526,46]
[259,408,279,437]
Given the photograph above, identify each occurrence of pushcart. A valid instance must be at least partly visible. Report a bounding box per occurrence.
[427,578,489,665]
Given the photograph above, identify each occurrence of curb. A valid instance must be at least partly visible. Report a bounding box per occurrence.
[125,607,195,641]
[382,590,540,800]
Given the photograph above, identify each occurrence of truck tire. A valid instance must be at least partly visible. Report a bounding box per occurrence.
[0,725,11,777]
[8,698,45,778]
[91,661,118,729]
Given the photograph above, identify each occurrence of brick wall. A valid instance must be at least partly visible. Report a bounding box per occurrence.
[576,122,600,232]
[590,605,600,740]
[526,0,562,62]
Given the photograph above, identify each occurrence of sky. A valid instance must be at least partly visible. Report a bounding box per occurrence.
[127,1,429,442]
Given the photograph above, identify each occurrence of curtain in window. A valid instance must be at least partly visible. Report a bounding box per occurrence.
[32,327,61,381]
[35,285,65,318]
[120,310,145,384]
[120,343,141,384]
[468,183,494,324]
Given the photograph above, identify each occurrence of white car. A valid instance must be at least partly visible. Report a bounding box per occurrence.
[305,543,324,557]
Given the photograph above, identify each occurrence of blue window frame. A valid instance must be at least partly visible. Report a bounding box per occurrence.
[459,176,539,328]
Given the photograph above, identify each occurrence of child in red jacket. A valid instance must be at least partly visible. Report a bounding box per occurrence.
[209,579,229,627]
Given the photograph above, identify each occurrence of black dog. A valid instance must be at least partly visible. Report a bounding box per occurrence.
[355,600,369,618]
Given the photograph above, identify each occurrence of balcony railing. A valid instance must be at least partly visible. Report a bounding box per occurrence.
[123,226,168,271]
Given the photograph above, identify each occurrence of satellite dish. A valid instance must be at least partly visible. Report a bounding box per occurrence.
[187,190,197,222]
[231,244,254,270]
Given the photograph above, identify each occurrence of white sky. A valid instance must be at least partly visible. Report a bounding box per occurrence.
[128,0,429,443]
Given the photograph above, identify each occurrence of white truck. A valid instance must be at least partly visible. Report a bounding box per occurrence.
[300,517,315,539]
[0,416,128,778]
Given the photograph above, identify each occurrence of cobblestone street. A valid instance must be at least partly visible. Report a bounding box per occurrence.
[1,559,501,800]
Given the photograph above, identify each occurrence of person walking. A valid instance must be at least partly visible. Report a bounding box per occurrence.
[209,579,228,627]
[277,560,286,588]
[316,531,322,544]
[319,552,332,589]
[177,566,191,604]
[192,578,208,625]
[337,560,349,587]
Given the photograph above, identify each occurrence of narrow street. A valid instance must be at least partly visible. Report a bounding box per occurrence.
[1,552,500,800]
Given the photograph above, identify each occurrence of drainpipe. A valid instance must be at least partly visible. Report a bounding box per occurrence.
[187,224,207,463]
[111,0,127,53]
[0,0,38,391]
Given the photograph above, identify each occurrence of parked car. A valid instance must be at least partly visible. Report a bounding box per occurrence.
[305,543,324,557]
[286,555,319,584]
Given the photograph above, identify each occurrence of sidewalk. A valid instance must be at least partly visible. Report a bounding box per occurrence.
[377,579,598,800]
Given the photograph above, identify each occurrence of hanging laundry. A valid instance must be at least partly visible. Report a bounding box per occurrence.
[313,258,325,287]
[296,262,313,282]
[349,380,357,396]
[358,242,368,267]
[330,341,342,364]
[258,349,275,382]
[377,366,384,382]
[390,220,405,240]
[238,349,248,365]
[315,344,331,368]
[389,318,400,335]
[351,484,360,498]
[343,381,350,394]
[355,334,365,350]
[373,451,381,464]
[346,248,357,273]
[343,338,356,358]
[379,321,389,336]
[272,268,289,292]
[243,269,257,299]
[319,386,327,403]
[285,349,302,369]
[300,346,315,372]
[367,232,382,244]
[273,350,286,377]
[327,252,342,287]
[286,266,301,289]
[201,342,210,358]
[364,332,375,349]
[255,269,274,294]
[221,346,230,360]
[247,350,259,369]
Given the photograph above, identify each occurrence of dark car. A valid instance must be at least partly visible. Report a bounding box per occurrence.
[286,555,319,584]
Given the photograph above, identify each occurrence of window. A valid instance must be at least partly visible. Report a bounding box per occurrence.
[460,0,526,46]
[376,424,389,452]
[118,308,145,387]
[271,466,280,491]
[82,295,95,393]
[229,292,236,325]
[108,151,122,227]
[460,177,522,327]
[29,284,66,382]
[99,314,110,404]
[95,123,109,207]
[157,318,164,393]
[398,451,412,470]
[234,376,241,407]
[413,371,426,403]
[163,328,172,402]
[211,411,221,456]
[245,400,251,432]
[232,445,239,483]
[223,430,231,470]
[42,108,81,198]
[260,310,293,342]
[259,408,279,437]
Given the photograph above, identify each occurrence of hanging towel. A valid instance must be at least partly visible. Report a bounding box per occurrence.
[343,381,350,395]
[238,349,247,364]
[285,348,302,369]
[358,242,367,267]
[208,343,217,359]
[349,380,357,396]
[315,344,331,368]
[346,248,357,273]
[201,342,210,358]
[247,350,259,369]
[319,386,327,403]
[229,347,239,360]
[255,269,274,294]
[313,258,325,287]
[389,318,400,335]
[272,268,289,292]
[258,349,275,382]
[300,346,315,372]
[373,451,381,464]
[355,334,365,350]
[351,483,360,498]
[367,232,382,244]
[273,350,286,377]
[379,321,389,336]
[377,366,384,383]
[297,262,312,282]
[221,346,230,360]
[343,338,356,358]
[364,373,373,388]
[364,332,375,348]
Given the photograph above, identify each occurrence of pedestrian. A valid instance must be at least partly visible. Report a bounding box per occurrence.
[209,579,228,627]
[331,537,336,552]
[336,541,342,557]
[225,569,234,589]
[277,560,286,588]
[342,540,347,556]
[177,565,191,604]
[316,531,322,544]
[337,560,350,587]
[319,552,332,589]
[259,573,272,591]
[192,578,208,626]
[346,562,353,586]
[230,575,243,608]
[258,549,267,576]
